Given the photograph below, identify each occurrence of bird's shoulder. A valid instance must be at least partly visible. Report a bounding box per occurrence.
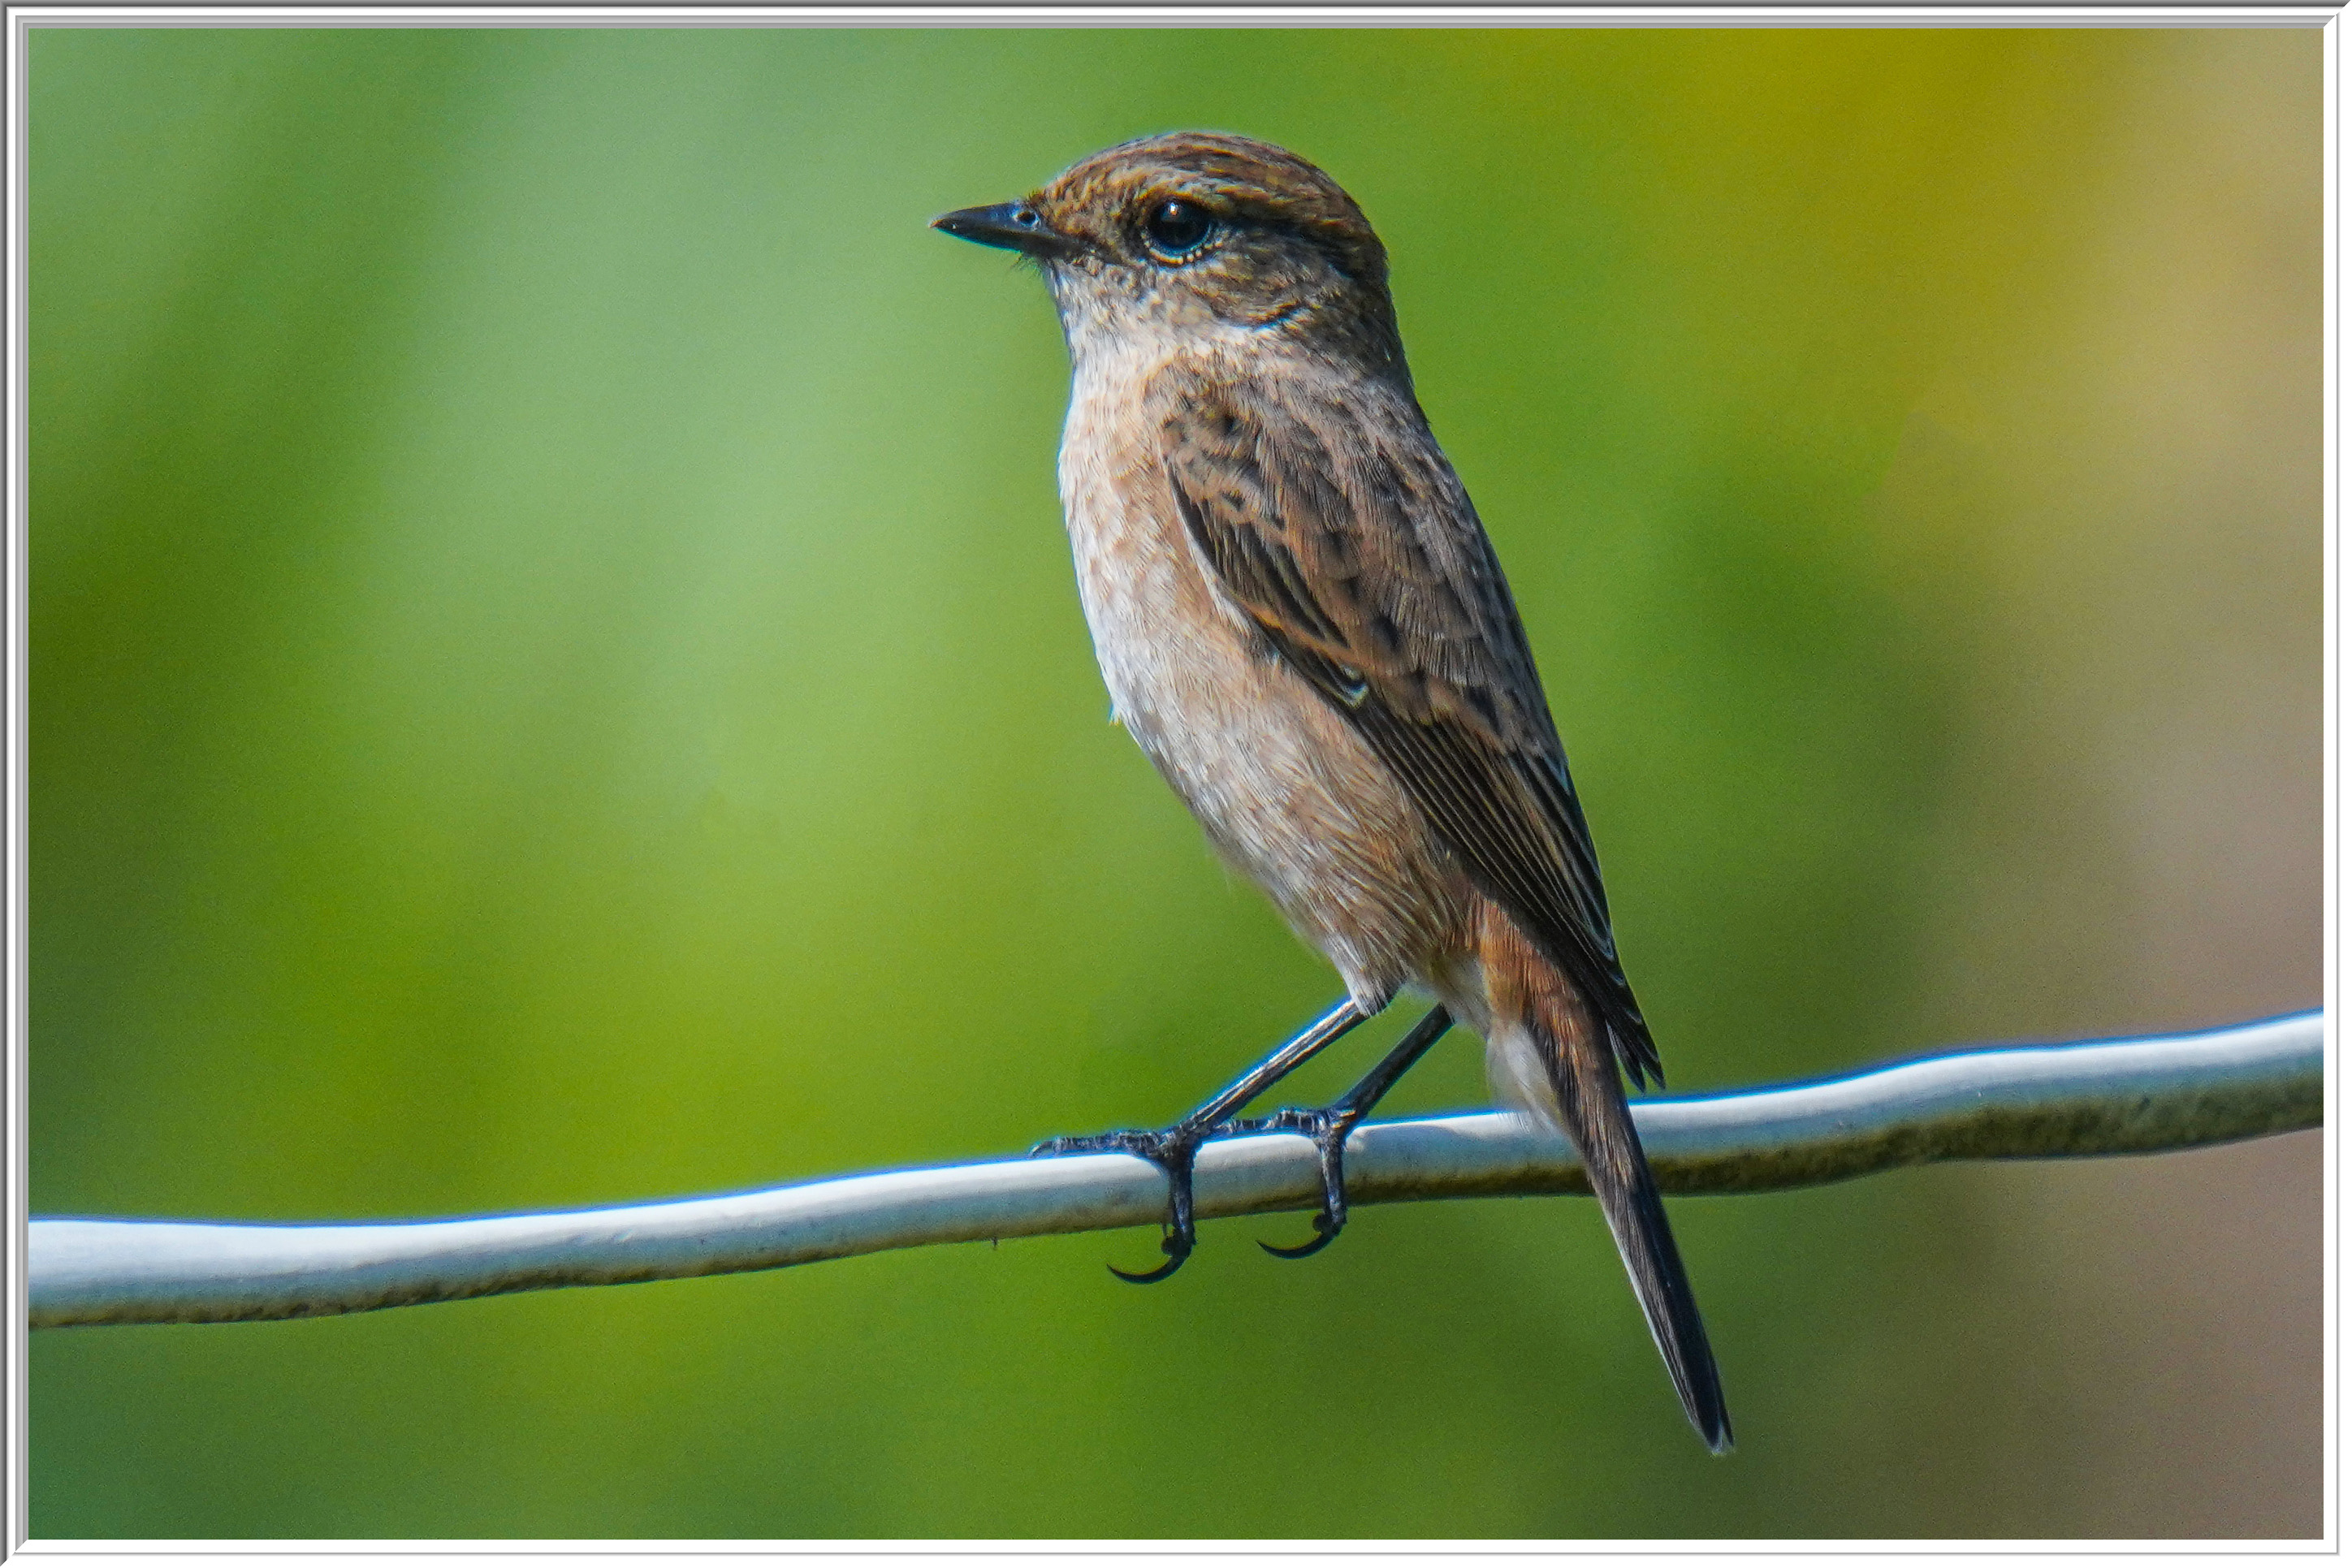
[1144,358,1559,757]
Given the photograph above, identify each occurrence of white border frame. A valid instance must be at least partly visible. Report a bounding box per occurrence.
[2,4,2336,1556]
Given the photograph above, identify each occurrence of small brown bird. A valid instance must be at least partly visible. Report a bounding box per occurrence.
[935,132,1730,1452]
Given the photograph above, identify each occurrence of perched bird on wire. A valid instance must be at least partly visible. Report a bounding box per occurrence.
[934,131,1731,1453]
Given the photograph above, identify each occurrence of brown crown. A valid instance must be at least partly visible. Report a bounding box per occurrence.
[1041,131,1389,287]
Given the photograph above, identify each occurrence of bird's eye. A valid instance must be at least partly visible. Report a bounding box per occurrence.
[1141,199,1215,261]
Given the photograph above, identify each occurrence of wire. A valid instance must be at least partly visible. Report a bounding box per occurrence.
[28,1009,2321,1328]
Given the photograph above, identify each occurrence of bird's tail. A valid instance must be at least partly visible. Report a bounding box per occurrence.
[1483,913,1733,1454]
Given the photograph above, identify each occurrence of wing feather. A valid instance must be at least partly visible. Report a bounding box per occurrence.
[1159,373,1663,1086]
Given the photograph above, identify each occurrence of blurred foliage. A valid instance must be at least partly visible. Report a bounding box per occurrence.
[30,26,2320,1540]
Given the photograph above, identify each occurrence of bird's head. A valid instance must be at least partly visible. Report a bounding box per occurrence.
[932,132,1408,383]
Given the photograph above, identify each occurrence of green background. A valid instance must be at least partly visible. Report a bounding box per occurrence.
[31,26,2321,1540]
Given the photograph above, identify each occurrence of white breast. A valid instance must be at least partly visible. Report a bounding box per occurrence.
[1057,337,1214,738]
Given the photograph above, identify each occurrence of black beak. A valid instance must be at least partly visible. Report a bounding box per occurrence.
[931,201,1074,260]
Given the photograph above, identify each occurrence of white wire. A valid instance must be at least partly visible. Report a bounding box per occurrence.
[28,1009,2321,1328]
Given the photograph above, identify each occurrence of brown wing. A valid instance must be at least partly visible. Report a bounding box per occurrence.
[1158,372,1663,1088]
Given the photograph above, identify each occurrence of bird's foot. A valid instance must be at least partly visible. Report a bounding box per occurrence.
[1023,996,1393,1284]
[1220,1103,1364,1260]
[1030,1126,1208,1284]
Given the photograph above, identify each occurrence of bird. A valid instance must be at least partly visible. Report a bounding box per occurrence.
[933,131,1731,1453]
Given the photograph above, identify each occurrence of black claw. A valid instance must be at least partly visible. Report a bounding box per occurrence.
[1258,1214,1341,1260]
[1109,1230,1193,1284]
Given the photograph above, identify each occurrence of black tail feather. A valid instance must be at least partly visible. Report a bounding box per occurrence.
[1550,1021,1732,1454]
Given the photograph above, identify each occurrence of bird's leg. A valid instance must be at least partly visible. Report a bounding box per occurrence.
[1031,996,1369,1284]
[1226,1005,1454,1260]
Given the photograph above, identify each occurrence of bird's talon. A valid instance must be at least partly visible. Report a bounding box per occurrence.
[1257,1227,1338,1260]
[1258,1202,1345,1260]
[1109,1232,1191,1284]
